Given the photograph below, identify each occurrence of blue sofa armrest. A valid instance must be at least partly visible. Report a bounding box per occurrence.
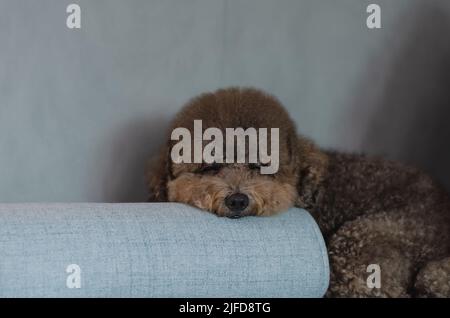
[0,203,329,297]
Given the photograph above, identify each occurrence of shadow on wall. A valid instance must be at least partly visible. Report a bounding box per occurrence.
[361,4,450,192]
[99,113,171,202]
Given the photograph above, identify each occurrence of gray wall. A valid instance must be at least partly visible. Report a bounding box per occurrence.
[1,0,449,202]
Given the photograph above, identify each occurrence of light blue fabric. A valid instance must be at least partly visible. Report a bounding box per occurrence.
[0,203,329,297]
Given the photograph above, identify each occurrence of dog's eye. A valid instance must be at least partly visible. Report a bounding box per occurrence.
[248,162,272,174]
[248,163,261,170]
[197,163,222,174]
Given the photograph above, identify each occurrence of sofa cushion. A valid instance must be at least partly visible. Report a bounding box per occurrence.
[0,203,329,297]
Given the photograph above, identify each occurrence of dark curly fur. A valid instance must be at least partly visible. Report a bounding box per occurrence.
[147,87,450,297]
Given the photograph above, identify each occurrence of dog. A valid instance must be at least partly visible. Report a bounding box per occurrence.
[147,87,450,297]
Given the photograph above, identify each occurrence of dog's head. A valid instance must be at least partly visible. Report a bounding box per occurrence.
[147,87,328,217]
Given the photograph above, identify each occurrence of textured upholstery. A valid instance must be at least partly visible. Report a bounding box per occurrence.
[0,203,329,297]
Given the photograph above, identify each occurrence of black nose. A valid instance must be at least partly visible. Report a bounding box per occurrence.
[225,193,249,213]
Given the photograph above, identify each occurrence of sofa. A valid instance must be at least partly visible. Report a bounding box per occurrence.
[0,203,329,297]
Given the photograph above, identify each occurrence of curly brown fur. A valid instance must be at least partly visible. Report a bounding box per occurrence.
[147,87,450,297]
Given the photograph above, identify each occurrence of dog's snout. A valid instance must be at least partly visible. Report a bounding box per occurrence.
[225,193,249,213]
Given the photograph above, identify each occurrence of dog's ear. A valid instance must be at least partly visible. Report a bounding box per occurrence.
[293,136,329,209]
[146,144,171,202]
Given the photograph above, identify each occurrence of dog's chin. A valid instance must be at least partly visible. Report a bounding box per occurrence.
[218,208,255,219]
[198,202,284,219]
[177,190,296,218]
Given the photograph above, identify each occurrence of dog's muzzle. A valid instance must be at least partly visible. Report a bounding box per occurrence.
[225,193,249,218]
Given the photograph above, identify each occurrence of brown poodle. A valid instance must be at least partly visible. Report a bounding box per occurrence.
[147,87,450,297]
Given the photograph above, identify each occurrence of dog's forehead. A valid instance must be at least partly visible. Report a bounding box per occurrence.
[172,88,296,132]
[170,116,291,143]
